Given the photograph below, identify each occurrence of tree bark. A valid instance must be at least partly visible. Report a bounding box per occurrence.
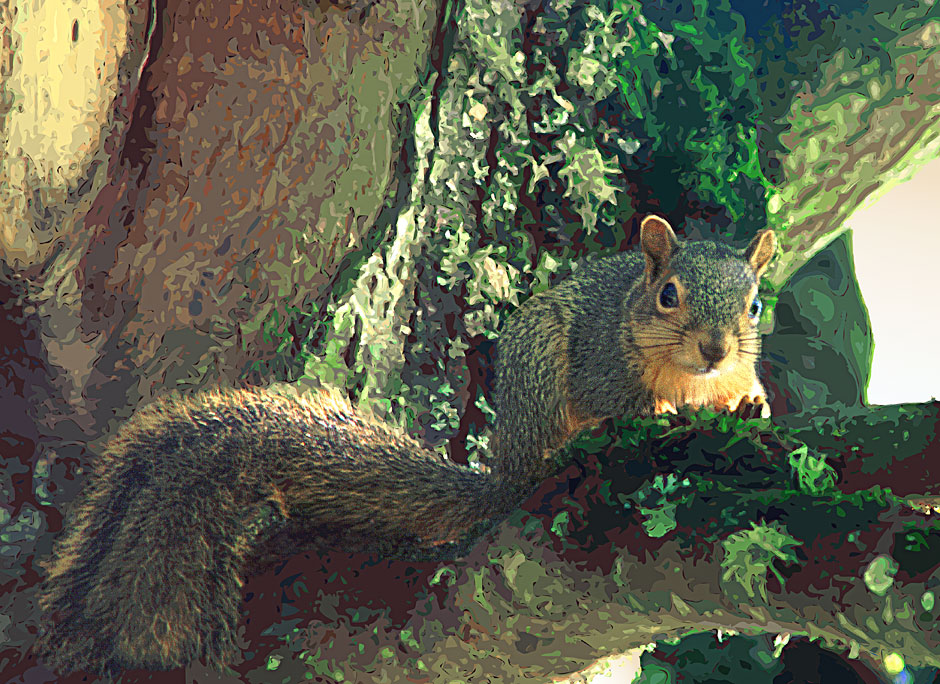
[1,0,938,682]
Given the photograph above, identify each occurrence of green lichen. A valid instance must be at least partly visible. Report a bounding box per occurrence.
[863,555,898,597]
[721,523,801,601]
[787,444,837,495]
[628,473,692,539]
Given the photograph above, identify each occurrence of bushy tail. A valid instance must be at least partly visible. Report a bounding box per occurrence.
[35,409,262,673]
[35,388,508,674]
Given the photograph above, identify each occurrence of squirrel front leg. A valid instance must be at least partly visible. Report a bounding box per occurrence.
[655,390,770,419]
[732,391,771,419]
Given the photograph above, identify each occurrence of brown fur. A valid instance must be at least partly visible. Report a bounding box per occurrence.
[36,388,508,674]
[492,216,776,489]
[37,216,776,674]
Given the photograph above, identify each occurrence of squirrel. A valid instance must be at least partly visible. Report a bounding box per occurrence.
[35,215,776,675]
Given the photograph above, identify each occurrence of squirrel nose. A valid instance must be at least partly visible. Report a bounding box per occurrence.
[699,338,730,366]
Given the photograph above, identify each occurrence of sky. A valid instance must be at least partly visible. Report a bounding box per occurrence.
[849,156,940,405]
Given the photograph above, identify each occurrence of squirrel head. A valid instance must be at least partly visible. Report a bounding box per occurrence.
[632,215,776,410]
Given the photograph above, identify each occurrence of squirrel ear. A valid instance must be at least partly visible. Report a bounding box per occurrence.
[744,229,777,278]
[640,215,679,283]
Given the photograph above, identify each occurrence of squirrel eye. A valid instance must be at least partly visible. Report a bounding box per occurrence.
[659,282,679,309]
[749,295,762,319]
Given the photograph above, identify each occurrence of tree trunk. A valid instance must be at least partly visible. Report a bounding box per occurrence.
[1,0,938,681]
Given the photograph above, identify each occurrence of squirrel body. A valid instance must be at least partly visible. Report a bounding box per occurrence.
[37,216,776,674]
[493,216,775,488]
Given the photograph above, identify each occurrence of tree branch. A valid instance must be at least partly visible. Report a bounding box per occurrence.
[233,411,940,682]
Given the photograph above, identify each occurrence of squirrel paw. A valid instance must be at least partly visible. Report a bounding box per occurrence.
[732,395,771,420]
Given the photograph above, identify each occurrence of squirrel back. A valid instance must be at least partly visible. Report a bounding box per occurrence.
[37,215,776,674]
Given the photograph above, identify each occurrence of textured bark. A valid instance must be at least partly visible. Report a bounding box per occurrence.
[1,0,938,682]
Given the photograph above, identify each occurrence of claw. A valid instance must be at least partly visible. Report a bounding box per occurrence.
[733,395,771,420]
